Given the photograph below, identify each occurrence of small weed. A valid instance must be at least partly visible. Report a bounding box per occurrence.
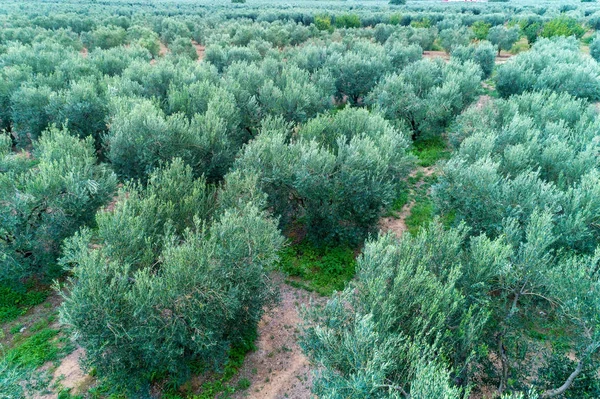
[190,330,257,398]
[9,323,24,335]
[279,242,356,296]
[0,284,49,324]
[236,377,251,390]
[4,327,60,368]
[406,197,435,235]
[412,136,450,167]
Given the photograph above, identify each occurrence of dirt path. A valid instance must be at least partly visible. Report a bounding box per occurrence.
[232,276,320,399]
[423,50,513,65]
[379,166,435,239]
[192,40,205,61]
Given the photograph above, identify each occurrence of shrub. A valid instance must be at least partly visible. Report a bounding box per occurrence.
[471,20,491,40]
[314,14,332,32]
[540,15,586,39]
[82,25,127,50]
[0,127,116,286]
[59,160,283,393]
[169,36,198,60]
[325,41,392,104]
[10,85,52,146]
[232,109,414,244]
[106,92,242,182]
[334,14,361,29]
[46,79,108,147]
[590,34,600,62]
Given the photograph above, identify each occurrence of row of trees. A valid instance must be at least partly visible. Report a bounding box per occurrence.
[303,81,600,397]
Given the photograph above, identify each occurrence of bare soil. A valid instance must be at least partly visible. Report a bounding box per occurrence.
[379,166,435,239]
[423,50,450,61]
[422,50,513,65]
[192,40,205,61]
[231,275,321,399]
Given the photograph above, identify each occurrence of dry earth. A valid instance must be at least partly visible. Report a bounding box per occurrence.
[423,50,513,64]
[231,275,322,399]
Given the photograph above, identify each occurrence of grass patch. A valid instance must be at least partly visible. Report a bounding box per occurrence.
[0,284,49,324]
[4,327,60,368]
[405,198,435,235]
[412,136,450,167]
[279,242,356,296]
[404,173,437,236]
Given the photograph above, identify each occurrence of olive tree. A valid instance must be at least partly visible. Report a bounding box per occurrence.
[59,160,283,393]
[487,25,520,55]
[0,127,116,286]
[495,37,600,100]
[451,40,496,78]
[106,91,242,182]
[302,220,600,398]
[368,59,482,139]
[436,91,600,254]
[232,109,414,244]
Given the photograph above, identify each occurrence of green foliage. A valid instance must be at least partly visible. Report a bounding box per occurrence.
[10,85,52,145]
[106,92,242,182]
[521,20,542,44]
[46,79,108,147]
[233,109,414,245]
[82,25,127,50]
[495,37,600,100]
[169,37,198,61]
[451,40,496,78]
[0,126,117,286]
[540,15,586,39]
[590,34,600,62]
[314,14,332,32]
[279,243,356,296]
[487,25,520,54]
[389,0,406,5]
[439,25,474,53]
[472,21,492,40]
[4,328,60,368]
[59,160,283,394]
[369,59,482,139]
[302,218,600,397]
[334,14,360,29]
[0,284,48,323]
[405,195,435,236]
[439,90,600,253]
[300,224,484,398]
[0,359,27,399]
[325,40,392,104]
[412,136,451,167]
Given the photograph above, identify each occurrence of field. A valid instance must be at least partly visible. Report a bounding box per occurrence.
[1,0,600,398]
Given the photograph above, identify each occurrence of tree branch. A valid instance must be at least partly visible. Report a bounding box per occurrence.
[540,342,600,398]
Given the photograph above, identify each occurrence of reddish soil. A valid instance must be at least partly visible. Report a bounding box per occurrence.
[192,40,205,61]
